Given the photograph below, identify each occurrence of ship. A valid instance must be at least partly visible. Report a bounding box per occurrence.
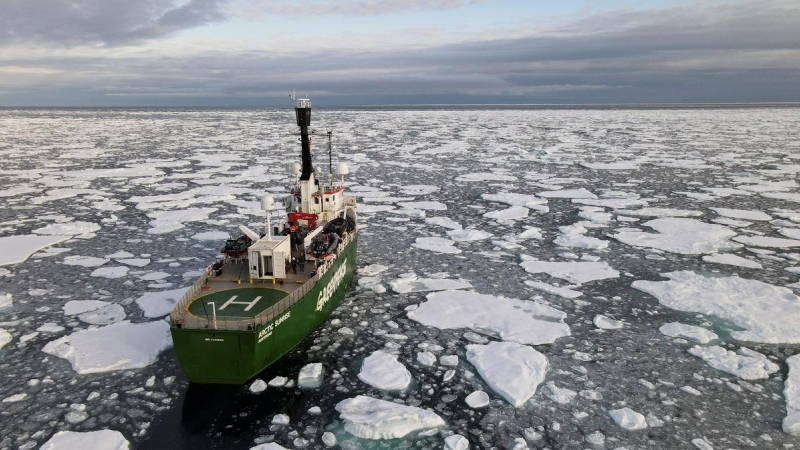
[169,97,357,384]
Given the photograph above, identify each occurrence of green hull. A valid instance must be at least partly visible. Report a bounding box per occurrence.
[171,237,357,384]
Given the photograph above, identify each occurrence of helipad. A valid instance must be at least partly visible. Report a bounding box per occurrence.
[187,287,289,318]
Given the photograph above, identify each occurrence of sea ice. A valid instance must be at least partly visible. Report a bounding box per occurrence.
[466,341,548,407]
[250,444,288,450]
[335,395,445,439]
[732,235,800,248]
[465,390,490,408]
[0,329,12,350]
[146,207,217,234]
[42,320,172,374]
[541,383,577,404]
[446,229,492,242]
[408,290,570,345]
[483,206,529,220]
[523,280,582,299]
[616,208,702,217]
[779,228,800,239]
[687,345,779,380]
[593,315,624,329]
[613,218,741,254]
[390,275,471,294]
[249,379,267,393]
[298,363,324,389]
[411,237,462,254]
[702,253,762,269]
[416,351,436,366]
[358,350,412,391]
[538,188,597,199]
[633,271,800,343]
[0,234,70,266]
[39,430,129,450]
[90,266,129,278]
[191,231,230,241]
[444,434,470,450]
[116,258,151,267]
[63,300,111,315]
[481,192,548,212]
[397,201,447,211]
[359,264,388,277]
[553,223,608,249]
[456,172,516,182]
[784,354,800,436]
[425,217,462,230]
[32,221,101,236]
[135,287,189,317]
[608,407,647,431]
[658,323,718,344]
[519,259,619,284]
[62,255,110,267]
[710,207,771,221]
[78,304,126,325]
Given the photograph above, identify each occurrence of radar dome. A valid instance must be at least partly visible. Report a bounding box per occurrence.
[337,162,349,176]
[290,162,301,176]
[261,195,275,211]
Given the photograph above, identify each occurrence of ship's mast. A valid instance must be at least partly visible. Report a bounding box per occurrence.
[293,96,316,214]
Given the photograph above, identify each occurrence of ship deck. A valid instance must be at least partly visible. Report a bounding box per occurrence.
[185,259,316,320]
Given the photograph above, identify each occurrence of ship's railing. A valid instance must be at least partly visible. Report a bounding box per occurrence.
[170,230,356,331]
[344,196,356,207]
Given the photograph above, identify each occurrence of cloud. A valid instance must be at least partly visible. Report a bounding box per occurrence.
[235,0,486,18]
[0,0,228,47]
[0,0,799,105]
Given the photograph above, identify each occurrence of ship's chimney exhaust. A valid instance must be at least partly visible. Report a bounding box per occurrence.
[294,98,313,181]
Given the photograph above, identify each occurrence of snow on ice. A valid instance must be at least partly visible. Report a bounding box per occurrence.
[465,341,548,407]
[135,287,190,318]
[519,259,619,284]
[408,290,570,345]
[784,354,800,436]
[42,320,172,374]
[687,345,779,380]
[0,235,70,266]
[389,275,471,293]
[613,218,741,254]
[358,350,412,391]
[659,322,718,344]
[702,253,762,269]
[608,407,648,431]
[39,430,129,450]
[633,271,800,343]
[334,395,445,439]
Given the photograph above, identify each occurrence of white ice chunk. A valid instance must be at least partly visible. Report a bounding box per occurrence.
[0,234,70,266]
[444,435,470,450]
[358,351,412,391]
[688,345,779,380]
[249,379,267,393]
[446,229,492,242]
[524,280,582,299]
[335,395,445,439]
[42,320,171,374]
[733,235,800,248]
[250,444,288,450]
[360,264,389,277]
[779,228,800,240]
[63,300,110,315]
[425,217,462,230]
[483,206,528,220]
[466,341,548,407]
[78,304,126,325]
[542,383,577,404]
[62,256,110,268]
[191,231,230,241]
[298,363,324,389]
[608,407,647,431]
[784,354,800,436]
[593,315,624,330]
[659,322,718,344]
[613,218,741,254]
[633,271,800,343]
[416,351,437,366]
[147,207,217,234]
[710,207,771,221]
[390,275,471,293]
[465,390,490,408]
[616,208,702,218]
[33,221,101,236]
[553,223,608,249]
[0,329,12,350]
[482,192,548,212]
[39,430,129,450]
[90,266,129,279]
[116,258,151,267]
[135,287,189,318]
[520,260,619,284]
[538,189,597,199]
[702,253,762,269]
[397,201,447,211]
[456,172,516,182]
[408,290,570,345]
[411,237,462,254]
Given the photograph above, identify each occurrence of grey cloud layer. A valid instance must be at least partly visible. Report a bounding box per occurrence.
[1,0,799,105]
[0,0,227,46]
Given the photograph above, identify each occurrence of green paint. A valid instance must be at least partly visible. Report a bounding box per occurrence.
[188,287,287,318]
[171,237,357,384]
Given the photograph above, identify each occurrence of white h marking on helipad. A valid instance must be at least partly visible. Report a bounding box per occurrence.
[218,295,262,312]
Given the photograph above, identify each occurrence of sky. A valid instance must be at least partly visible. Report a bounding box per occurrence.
[1,0,799,106]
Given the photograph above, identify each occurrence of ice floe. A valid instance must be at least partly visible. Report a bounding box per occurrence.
[335,395,445,439]
[446,229,492,242]
[358,350,412,391]
[481,192,548,212]
[425,217,462,230]
[483,206,529,220]
[616,208,702,218]
[191,230,230,241]
[538,188,597,199]
[0,234,70,266]
[146,207,217,234]
[411,237,461,254]
[408,290,570,345]
[520,259,619,284]
[0,329,12,350]
[702,253,762,269]
[710,207,771,221]
[90,266,129,278]
[465,390,490,408]
[608,407,647,431]
[466,341,548,407]
[659,322,718,344]
[62,255,110,267]
[784,354,800,436]
[593,315,624,330]
[613,218,741,254]
[135,287,190,317]
[553,223,608,249]
[444,434,470,450]
[298,363,324,389]
[42,320,172,374]
[633,271,800,343]
[523,280,582,299]
[687,345,779,380]
[33,221,101,237]
[39,430,129,450]
[732,235,800,248]
[390,275,471,294]
[63,300,111,316]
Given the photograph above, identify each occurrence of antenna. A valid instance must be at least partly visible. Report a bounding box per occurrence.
[327,131,333,181]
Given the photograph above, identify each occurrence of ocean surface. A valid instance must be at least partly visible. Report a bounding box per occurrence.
[1,107,800,449]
